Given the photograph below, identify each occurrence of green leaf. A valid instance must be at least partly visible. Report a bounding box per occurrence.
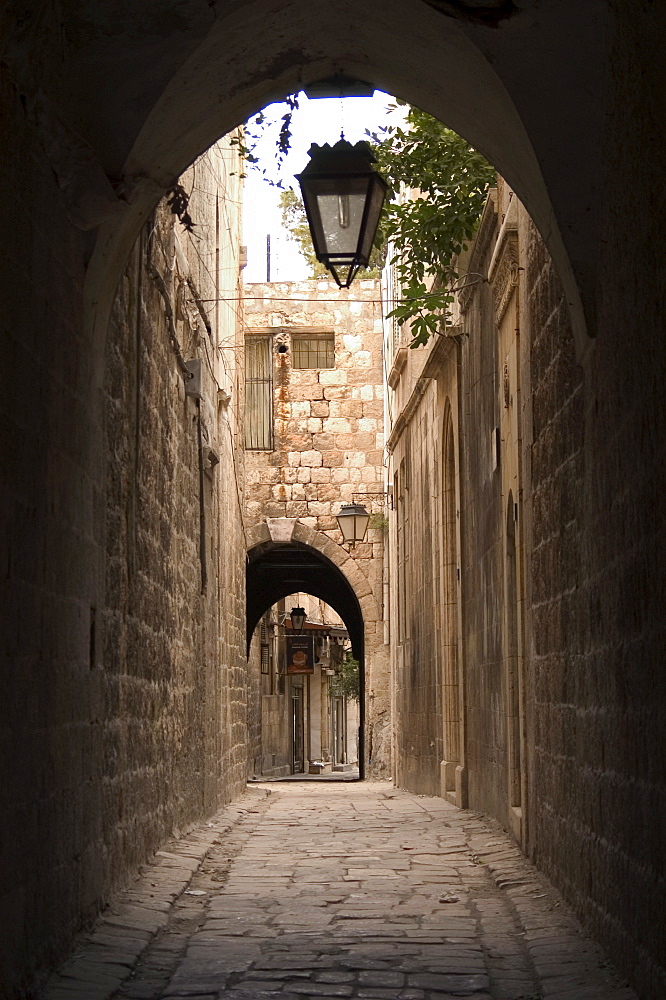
[244,98,493,338]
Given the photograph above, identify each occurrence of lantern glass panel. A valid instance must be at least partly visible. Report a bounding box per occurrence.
[337,512,355,543]
[355,510,370,542]
[359,176,386,261]
[336,504,370,544]
[306,176,369,261]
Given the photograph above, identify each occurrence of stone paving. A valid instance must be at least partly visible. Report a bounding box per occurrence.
[42,783,638,1000]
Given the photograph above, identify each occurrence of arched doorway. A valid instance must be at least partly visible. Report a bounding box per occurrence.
[504,492,523,823]
[440,405,462,797]
[247,538,368,777]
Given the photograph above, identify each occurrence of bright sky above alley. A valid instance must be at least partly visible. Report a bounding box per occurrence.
[242,91,399,282]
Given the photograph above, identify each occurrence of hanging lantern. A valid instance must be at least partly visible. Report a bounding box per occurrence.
[290,606,307,632]
[296,139,388,288]
[336,503,371,546]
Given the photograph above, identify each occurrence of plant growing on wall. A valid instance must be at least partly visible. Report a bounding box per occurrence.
[241,98,494,346]
[369,103,495,347]
[369,512,389,531]
[329,653,360,702]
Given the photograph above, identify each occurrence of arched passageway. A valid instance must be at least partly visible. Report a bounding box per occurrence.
[247,542,364,660]
[2,4,665,998]
[81,0,612,360]
[247,538,368,778]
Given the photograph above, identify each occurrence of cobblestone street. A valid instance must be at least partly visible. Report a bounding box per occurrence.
[44,784,638,1000]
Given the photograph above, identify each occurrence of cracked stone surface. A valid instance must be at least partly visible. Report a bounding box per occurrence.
[43,783,638,1000]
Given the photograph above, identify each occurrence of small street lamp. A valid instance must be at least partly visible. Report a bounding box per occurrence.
[296,139,388,288]
[290,606,307,632]
[336,503,371,546]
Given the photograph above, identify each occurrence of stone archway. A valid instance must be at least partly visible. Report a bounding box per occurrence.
[82,0,606,372]
[247,520,381,643]
[246,518,388,778]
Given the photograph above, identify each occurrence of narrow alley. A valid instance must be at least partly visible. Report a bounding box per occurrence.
[44,784,637,1000]
[3,7,665,1000]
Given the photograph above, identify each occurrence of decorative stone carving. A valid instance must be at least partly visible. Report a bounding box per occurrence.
[490,226,519,323]
[266,517,297,542]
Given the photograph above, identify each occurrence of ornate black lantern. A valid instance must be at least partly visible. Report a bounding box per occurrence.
[290,606,307,632]
[336,503,371,546]
[296,139,388,288]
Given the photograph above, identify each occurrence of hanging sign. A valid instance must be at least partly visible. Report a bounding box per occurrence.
[286,634,315,674]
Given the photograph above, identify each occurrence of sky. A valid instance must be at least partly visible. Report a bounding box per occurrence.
[242,91,399,283]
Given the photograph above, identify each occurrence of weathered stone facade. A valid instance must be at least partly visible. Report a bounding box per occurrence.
[244,281,390,777]
[104,142,250,844]
[386,178,666,998]
[1,6,665,997]
[386,308,462,799]
[0,138,248,990]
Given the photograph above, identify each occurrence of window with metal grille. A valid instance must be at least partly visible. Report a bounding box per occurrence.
[292,333,335,369]
[260,617,272,676]
[245,336,273,450]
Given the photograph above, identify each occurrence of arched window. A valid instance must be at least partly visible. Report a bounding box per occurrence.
[505,492,522,808]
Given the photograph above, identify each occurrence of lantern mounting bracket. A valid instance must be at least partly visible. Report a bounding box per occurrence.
[351,489,394,511]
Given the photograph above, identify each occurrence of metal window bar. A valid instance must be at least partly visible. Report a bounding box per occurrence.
[260,615,272,676]
[245,336,273,450]
[292,334,335,369]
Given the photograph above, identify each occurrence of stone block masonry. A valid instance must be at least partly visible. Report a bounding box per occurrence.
[244,281,390,777]
[244,280,384,537]
[525,218,666,1000]
[0,129,249,996]
[42,783,638,1000]
[0,68,102,994]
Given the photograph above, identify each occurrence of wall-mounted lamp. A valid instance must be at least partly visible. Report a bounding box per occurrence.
[336,503,371,546]
[290,606,307,632]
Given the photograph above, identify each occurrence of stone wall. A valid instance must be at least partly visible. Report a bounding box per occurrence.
[0,126,249,995]
[244,281,390,776]
[0,67,102,994]
[527,92,666,993]
[386,167,666,998]
[456,235,508,824]
[387,346,459,798]
[246,634,265,778]
[457,187,529,838]
[386,186,550,836]
[102,144,249,860]
[553,13,665,994]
